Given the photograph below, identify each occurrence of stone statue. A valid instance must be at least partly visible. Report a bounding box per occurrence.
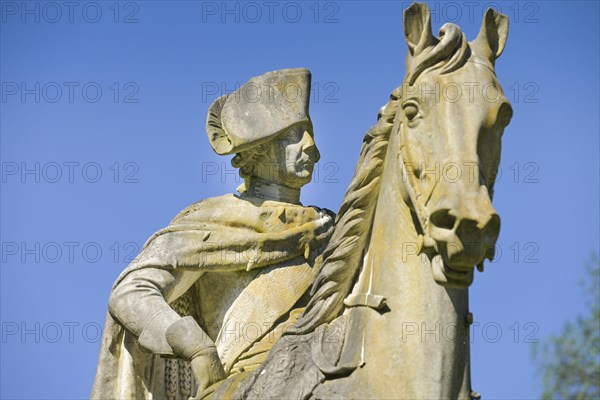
[91,68,335,399]
[93,3,513,399]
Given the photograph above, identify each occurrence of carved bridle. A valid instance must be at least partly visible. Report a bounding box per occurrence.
[393,103,436,256]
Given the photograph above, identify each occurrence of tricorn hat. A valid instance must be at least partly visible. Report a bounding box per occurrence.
[206,68,312,155]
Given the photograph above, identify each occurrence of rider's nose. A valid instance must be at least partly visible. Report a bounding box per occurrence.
[301,131,320,161]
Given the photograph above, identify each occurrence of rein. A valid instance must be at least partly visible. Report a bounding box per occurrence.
[393,114,436,255]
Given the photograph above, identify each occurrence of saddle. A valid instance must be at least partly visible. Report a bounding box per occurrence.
[199,307,370,400]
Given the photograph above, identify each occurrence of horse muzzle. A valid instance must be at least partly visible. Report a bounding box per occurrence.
[426,205,500,288]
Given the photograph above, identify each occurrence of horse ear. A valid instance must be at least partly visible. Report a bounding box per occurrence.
[471,8,509,62]
[403,2,434,56]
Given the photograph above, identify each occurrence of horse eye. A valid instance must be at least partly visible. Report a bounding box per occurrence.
[403,103,419,121]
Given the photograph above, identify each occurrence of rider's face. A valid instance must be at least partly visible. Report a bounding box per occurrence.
[275,123,320,189]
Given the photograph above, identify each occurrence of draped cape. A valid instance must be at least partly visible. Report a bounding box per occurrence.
[91,194,334,399]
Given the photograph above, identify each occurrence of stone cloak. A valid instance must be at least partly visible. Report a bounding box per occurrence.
[91,194,334,399]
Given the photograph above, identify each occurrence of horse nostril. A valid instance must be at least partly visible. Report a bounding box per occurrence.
[430,209,457,230]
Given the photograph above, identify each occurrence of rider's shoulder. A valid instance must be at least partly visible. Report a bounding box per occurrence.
[170,194,240,224]
[170,194,335,224]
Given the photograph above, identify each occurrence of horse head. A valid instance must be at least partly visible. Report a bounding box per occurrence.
[394,3,513,288]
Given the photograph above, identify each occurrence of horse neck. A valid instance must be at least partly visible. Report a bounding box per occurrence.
[347,126,473,398]
[363,123,443,311]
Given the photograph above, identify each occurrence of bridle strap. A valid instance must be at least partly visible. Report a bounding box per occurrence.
[467,57,496,75]
[396,119,435,252]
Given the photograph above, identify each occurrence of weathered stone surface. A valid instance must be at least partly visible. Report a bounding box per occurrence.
[92,3,513,399]
[208,68,312,156]
[91,68,334,400]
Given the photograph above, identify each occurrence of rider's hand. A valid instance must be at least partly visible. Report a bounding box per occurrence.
[190,349,226,398]
[299,211,335,258]
[165,317,226,399]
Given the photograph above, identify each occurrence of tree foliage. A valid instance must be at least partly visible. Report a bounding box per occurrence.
[534,253,600,399]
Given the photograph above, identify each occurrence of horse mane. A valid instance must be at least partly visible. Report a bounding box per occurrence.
[287,98,396,335]
[288,23,470,335]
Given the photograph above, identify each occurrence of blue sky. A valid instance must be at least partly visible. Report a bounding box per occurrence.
[1,1,598,399]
